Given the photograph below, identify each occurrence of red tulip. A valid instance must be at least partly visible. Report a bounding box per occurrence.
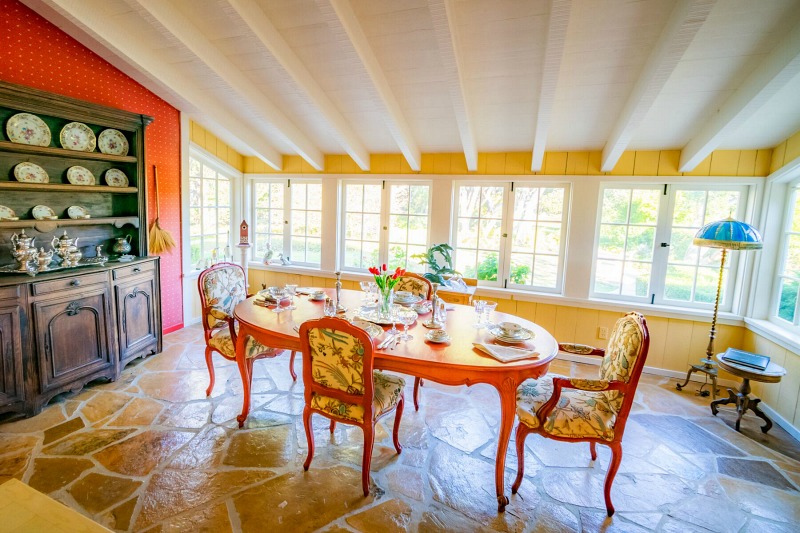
[382,264,387,271]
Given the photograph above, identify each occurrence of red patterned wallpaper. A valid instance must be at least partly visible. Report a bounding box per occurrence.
[0,0,183,332]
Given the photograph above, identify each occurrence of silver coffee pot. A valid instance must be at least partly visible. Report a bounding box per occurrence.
[51,230,81,267]
[10,230,37,272]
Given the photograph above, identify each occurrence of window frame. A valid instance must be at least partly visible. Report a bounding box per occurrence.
[249,177,323,268]
[771,178,800,332]
[185,146,241,273]
[338,179,433,274]
[590,181,752,312]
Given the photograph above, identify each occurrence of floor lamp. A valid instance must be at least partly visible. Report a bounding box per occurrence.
[676,217,763,398]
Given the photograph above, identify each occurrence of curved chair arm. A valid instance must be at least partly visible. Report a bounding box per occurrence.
[226,316,238,346]
[559,343,605,356]
[536,377,628,426]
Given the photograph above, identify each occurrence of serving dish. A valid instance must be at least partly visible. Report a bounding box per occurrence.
[60,122,96,152]
[66,165,95,185]
[97,128,129,155]
[67,205,90,219]
[104,168,129,187]
[32,205,57,220]
[356,308,417,326]
[13,162,49,183]
[6,112,50,146]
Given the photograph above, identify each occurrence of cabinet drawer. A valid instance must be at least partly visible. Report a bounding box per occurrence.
[0,286,21,301]
[113,262,154,280]
[32,272,109,296]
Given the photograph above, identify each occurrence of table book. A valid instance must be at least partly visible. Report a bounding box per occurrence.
[721,348,770,371]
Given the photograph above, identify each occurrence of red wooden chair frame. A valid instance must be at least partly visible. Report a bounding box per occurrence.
[197,262,296,397]
[512,313,650,516]
[396,272,434,411]
[299,316,404,496]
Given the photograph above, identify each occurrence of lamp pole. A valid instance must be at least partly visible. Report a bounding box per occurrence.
[702,248,727,367]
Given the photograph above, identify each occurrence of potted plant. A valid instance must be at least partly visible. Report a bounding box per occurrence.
[411,243,462,287]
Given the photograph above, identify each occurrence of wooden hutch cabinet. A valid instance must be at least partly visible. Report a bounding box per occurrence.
[0,81,162,418]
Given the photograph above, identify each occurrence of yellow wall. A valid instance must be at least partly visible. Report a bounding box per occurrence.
[189,121,244,172]
[770,129,800,174]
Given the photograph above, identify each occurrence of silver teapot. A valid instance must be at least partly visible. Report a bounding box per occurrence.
[36,247,55,271]
[10,230,38,272]
[51,230,80,266]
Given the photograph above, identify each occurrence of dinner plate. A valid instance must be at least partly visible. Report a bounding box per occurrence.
[395,294,423,306]
[66,165,95,186]
[32,205,57,220]
[0,205,18,221]
[350,318,383,339]
[97,128,129,155]
[13,162,49,183]
[6,113,51,146]
[67,205,90,219]
[104,168,129,187]
[60,122,96,152]
[487,325,534,343]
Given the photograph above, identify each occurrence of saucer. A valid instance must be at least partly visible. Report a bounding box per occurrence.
[309,294,326,301]
[426,330,450,343]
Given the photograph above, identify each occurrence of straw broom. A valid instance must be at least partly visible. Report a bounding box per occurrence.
[149,165,176,254]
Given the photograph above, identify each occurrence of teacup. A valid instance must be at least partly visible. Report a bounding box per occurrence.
[499,321,522,336]
[429,329,449,340]
[310,290,326,300]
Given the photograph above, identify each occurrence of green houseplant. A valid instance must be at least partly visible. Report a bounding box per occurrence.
[411,243,460,286]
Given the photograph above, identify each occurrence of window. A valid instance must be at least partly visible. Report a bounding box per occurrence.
[592,183,748,309]
[775,181,800,326]
[341,181,431,272]
[452,182,569,292]
[188,153,235,270]
[252,179,322,267]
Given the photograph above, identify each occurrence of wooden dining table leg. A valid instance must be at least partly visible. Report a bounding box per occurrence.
[235,327,252,428]
[494,377,517,512]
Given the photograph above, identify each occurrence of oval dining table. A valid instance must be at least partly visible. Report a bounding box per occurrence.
[233,288,558,511]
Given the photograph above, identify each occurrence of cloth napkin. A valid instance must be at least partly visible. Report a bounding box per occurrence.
[473,343,539,363]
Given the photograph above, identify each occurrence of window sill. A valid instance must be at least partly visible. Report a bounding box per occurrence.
[744,318,800,354]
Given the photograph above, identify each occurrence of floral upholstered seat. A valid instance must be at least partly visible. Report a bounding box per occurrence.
[300,317,405,496]
[512,312,649,517]
[198,262,296,397]
[393,273,432,299]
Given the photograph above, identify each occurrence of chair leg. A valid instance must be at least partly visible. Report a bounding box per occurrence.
[289,351,297,381]
[303,407,314,471]
[604,442,622,517]
[392,394,404,454]
[511,423,531,494]
[361,425,375,497]
[204,347,215,397]
[590,441,597,461]
[329,419,336,433]
[413,377,422,411]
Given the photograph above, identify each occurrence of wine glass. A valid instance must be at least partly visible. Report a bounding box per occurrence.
[388,304,401,336]
[359,281,373,305]
[483,301,498,327]
[269,286,285,313]
[473,299,486,327]
[397,307,417,341]
[285,284,298,310]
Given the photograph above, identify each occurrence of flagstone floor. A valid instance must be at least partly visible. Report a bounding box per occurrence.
[1,323,799,532]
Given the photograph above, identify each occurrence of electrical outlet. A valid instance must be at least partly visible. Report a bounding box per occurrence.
[598,327,608,340]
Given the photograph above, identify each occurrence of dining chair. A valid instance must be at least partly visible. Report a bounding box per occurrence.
[512,312,650,516]
[393,272,432,411]
[197,262,297,397]
[299,316,405,496]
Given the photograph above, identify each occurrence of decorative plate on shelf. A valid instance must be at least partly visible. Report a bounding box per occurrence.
[67,205,90,219]
[6,113,51,146]
[0,205,18,221]
[104,168,129,187]
[66,165,95,186]
[32,205,57,220]
[59,122,96,152]
[13,162,49,183]
[97,128,129,156]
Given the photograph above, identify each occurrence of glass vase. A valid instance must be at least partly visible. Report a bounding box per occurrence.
[378,287,394,320]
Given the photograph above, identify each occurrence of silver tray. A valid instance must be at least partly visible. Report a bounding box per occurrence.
[0,259,107,277]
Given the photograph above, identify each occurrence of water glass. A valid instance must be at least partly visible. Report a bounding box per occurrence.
[473,300,486,327]
[285,284,298,310]
[269,286,285,313]
[397,307,417,341]
[483,301,498,326]
[389,304,402,335]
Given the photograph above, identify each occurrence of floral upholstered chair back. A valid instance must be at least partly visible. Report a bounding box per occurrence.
[394,273,432,299]
[198,263,247,332]
[302,318,375,422]
[598,312,648,411]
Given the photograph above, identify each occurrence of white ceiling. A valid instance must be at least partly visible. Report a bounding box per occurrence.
[23,0,800,172]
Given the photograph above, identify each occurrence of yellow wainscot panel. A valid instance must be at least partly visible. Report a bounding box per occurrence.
[736,150,757,176]
[657,150,681,176]
[684,153,711,176]
[554,305,578,343]
[450,153,469,174]
[573,307,599,346]
[544,152,568,175]
[565,151,589,175]
[661,319,694,372]
[514,300,537,323]
[776,351,800,424]
[709,150,740,176]
[642,315,669,370]
[609,151,634,176]
[504,152,527,175]
[485,153,507,175]
[633,151,660,176]
[587,151,604,175]
[534,303,558,333]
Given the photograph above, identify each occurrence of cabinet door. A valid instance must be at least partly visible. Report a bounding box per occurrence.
[0,305,24,409]
[115,276,158,363]
[32,288,115,393]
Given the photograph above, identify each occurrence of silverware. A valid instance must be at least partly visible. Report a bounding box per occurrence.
[388,334,400,350]
[378,333,396,349]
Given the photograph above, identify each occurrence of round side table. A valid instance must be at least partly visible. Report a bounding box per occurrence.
[711,353,786,433]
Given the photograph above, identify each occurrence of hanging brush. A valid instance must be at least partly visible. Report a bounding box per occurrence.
[148,164,176,254]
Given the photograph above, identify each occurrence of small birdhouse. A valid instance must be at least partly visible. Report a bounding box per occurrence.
[239,220,249,245]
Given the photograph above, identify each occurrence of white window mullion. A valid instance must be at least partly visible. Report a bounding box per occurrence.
[650,185,674,305]
[283,180,292,262]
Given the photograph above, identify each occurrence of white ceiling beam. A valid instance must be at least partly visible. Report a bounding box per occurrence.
[429,0,477,171]
[531,0,572,172]
[601,0,715,172]
[316,0,422,171]
[130,0,325,170]
[680,16,800,172]
[224,0,370,171]
[37,0,283,169]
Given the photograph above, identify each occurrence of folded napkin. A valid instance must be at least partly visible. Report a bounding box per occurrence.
[473,343,539,363]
